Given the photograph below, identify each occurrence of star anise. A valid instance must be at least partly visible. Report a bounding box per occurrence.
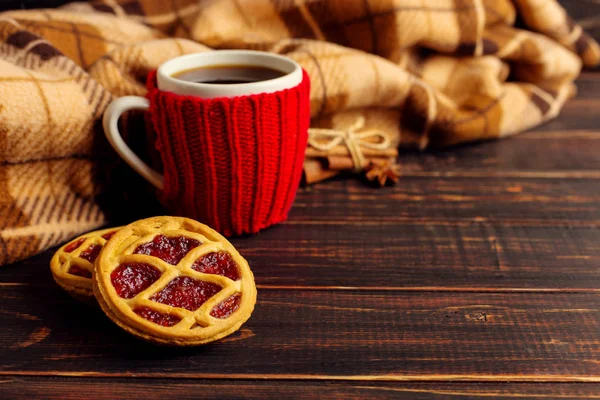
[364,160,401,187]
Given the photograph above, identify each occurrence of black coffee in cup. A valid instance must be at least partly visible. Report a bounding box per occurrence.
[173,65,286,85]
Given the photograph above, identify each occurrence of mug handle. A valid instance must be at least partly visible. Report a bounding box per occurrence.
[102,96,164,190]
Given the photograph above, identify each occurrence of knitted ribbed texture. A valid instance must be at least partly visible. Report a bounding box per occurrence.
[145,70,310,236]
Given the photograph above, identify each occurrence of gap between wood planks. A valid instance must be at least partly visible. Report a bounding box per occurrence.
[2,379,600,399]
[0,371,599,383]
[1,282,598,293]
[253,286,600,293]
[397,171,600,179]
[286,219,600,227]
[515,129,600,139]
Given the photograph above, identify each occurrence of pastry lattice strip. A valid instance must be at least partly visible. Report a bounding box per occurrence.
[56,230,114,277]
[113,227,243,330]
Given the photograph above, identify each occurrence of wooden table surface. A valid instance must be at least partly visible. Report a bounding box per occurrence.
[2,1,600,399]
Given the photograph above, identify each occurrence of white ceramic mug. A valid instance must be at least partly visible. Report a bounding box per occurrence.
[102,50,303,190]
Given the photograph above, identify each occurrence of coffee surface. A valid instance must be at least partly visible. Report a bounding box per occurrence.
[173,65,285,84]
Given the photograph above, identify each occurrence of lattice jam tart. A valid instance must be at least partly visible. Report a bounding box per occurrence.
[50,227,121,302]
[93,216,257,346]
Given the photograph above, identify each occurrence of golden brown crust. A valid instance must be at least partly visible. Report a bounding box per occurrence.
[50,227,122,302]
[93,216,257,346]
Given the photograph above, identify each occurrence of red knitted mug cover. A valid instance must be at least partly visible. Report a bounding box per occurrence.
[145,69,310,236]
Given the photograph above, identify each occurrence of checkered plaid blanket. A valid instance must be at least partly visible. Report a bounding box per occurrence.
[0,0,597,265]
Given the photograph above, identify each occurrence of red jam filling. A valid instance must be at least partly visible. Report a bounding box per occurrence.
[134,307,181,327]
[68,265,92,278]
[102,231,117,240]
[111,263,162,299]
[210,293,241,319]
[79,244,102,263]
[150,276,221,311]
[133,235,201,265]
[64,238,85,253]
[192,252,241,281]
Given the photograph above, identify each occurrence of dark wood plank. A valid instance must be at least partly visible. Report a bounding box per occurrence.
[5,169,600,289]
[238,223,600,289]
[1,285,598,379]
[2,378,600,400]
[571,74,600,100]
[401,131,600,176]
[3,221,600,289]
[291,179,600,225]
[0,1,598,395]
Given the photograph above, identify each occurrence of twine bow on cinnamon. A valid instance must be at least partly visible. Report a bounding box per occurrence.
[308,116,391,172]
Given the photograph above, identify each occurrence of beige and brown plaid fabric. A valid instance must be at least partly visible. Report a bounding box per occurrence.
[0,0,597,266]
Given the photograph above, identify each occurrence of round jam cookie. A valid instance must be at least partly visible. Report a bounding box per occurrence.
[93,216,257,346]
[50,227,122,302]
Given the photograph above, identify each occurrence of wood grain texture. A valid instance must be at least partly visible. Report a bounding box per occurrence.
[0,0,599,398]
[290,178,600,225]
[2,378,600,400]
[3,222,600,289]
[401,132,600,176]
[1,284,598,379]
